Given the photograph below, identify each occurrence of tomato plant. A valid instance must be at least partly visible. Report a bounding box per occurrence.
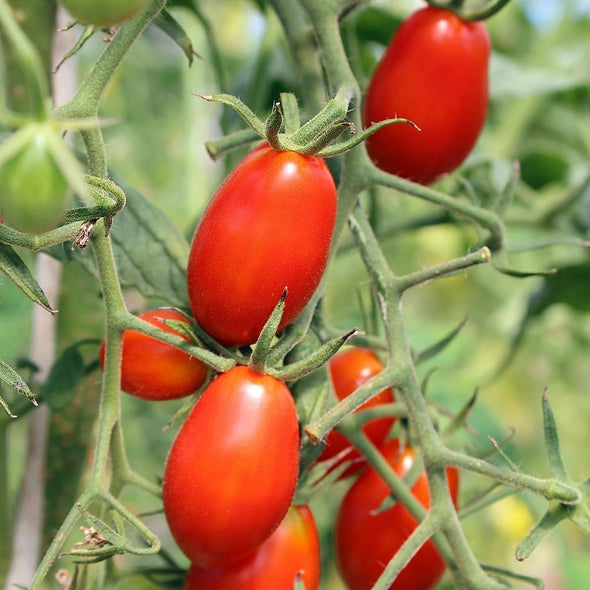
[186,144,337,347]
[335,438,460,590]
[184,504,320,590]
[98,309,207,401]
[317,347,396,477]
[162,366,300,568]
[59,0,149,27]
[363,6,490,185]
[0,125,71,234]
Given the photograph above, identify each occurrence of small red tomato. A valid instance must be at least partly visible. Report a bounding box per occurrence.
[184,505,320,590]
[318,348,395,477]
[186,144,337,347]
[335,438,459,590]
[162,366,300,568]
[364,6,490,185]
[98,309,207,401]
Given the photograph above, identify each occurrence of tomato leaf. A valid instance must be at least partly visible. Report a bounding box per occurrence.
[0,358,37,417]
[414,316,468,365]
[153,9,200,67]
[41,344,85,411]
[49,178,190,308]
[490,53,589,99]
[0,242,56,313]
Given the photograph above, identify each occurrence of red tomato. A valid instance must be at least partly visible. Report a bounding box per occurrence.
[162,366,300,568]
[184,505,320,590]
[186,144,337,347]
[363,6,490,185]
[318,348,395,477]
[98,309,207,401]
[335,438,459,590]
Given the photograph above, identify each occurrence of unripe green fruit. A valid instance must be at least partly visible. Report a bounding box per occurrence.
[60,0,150,27]
[0,127,71,234]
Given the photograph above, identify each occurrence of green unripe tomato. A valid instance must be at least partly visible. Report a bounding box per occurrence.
[0,126,71,234]
[60,0,150,27]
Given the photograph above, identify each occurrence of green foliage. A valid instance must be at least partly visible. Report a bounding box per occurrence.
[1,0,590,589]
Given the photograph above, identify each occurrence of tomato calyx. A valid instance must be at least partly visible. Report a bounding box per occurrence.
[196,91,418,159]
[426,0,511,21]
[245,285,357,381]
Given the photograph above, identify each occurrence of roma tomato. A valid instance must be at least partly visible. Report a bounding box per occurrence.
[60,0,149,27]
[335,438,459,590]
[162,366,300,568]
[363,6,490,185]
[186,144,337,347]
[0,125,71,234]
[318,348,395,477]
[184,505,320,590]
[98,309,207,401]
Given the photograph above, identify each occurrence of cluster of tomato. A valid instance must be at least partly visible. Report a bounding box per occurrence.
[97,4,489,589]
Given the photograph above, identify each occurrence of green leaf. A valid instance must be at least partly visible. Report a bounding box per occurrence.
[0,242,55,312]
[490,52,589,99]
[414,316,468,365]
[153,9,200,67]
[49,178,190,308]
[528,263,590,315]
[0,358,37,417]
[41,344,85,411]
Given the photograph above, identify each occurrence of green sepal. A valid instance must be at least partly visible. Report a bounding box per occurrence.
[317,117,419,158]
[250,288,288,374]
[269,328,357,381]
[195,93,266,136]
[542,390,570,482]
[53,24,95,74]
[515,503,568,562]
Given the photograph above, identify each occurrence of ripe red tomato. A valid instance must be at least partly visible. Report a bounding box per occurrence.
[335,438,459,590]
[162,366,300,568]
[184,505,320,590]
[186,144,337,347]
[60,0,149,27]
[318,347,396,477]
[98,309,207,401]
[363,6,490,185]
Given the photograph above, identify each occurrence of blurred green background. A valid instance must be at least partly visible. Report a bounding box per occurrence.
[2,0,590,588]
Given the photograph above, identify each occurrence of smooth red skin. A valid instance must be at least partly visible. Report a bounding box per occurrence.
[98,309,207,401]
[318,348,395,477]
[364,6,490,185]
[184,505,320,590]
[162,366,300,569]
[186,145,337,347]
[335,438,460,590]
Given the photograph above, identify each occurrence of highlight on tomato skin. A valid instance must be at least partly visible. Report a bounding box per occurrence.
[363,6,491,185]
[317,347,396,478]
[162,366,300,569]
[186,143,337,348]
[183,505,321,590]
[335,438,460,590]
[98,309,207,401]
